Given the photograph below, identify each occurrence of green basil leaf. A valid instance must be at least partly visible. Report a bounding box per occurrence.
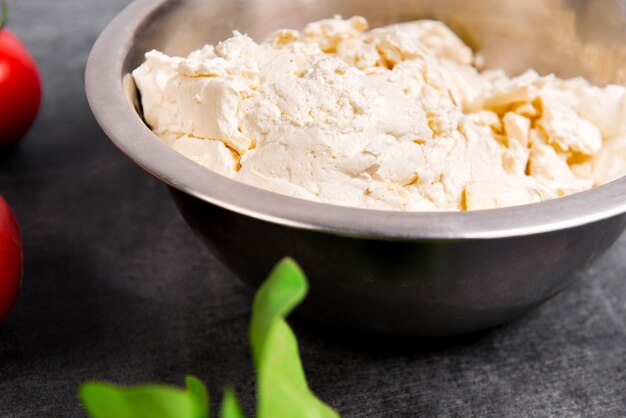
[250,257,339,418]
[219,387,245,418]
[249,257,309,366]
[78,377,209,418]
[78,383,132,418]
[185,376,209,414]
[79,257,339,418]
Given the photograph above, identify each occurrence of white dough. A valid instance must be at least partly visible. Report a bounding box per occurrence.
[133,16,626,211]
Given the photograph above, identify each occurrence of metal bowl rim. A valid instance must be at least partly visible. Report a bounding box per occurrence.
[85,0,626,240]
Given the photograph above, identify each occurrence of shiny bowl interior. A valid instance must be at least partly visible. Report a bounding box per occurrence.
[86,0,626,336]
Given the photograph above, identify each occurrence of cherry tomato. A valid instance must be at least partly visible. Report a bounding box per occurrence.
[0,196,22,322]
[0,9,42,150]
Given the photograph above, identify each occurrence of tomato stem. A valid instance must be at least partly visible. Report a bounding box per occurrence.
[0,1,6,31]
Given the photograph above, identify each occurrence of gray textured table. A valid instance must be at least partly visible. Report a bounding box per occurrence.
[0,1,625,417]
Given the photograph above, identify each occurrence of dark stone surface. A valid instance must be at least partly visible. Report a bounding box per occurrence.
[0,1,624,416]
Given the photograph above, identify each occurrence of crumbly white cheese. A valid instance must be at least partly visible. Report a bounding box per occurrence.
[132,16,626,211]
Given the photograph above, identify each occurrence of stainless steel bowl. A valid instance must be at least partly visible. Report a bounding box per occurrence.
[86,0,626,337]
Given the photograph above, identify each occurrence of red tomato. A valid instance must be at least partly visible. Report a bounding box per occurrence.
[0,196,22,322]
[0,27,42,150]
